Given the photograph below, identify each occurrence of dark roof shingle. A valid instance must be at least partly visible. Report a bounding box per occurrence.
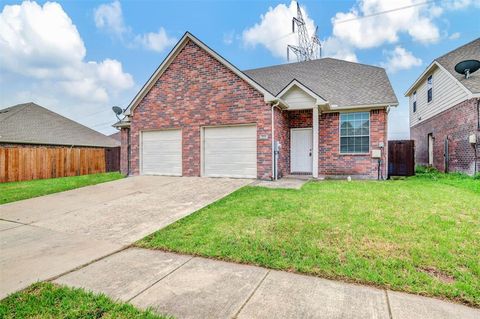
[244,57,398,107]
[435,38,480,94]
[0,103,119,147]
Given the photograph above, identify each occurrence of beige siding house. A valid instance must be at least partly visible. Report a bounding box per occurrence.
[405,38,480,175]
[408,62,470,127]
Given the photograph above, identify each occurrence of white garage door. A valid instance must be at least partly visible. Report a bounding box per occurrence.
[203,125,257,178]
[141,130,182,176]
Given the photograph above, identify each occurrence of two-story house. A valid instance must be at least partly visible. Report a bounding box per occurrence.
[405,38,480,175]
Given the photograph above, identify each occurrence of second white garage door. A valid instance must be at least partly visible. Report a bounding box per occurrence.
[141,130,182,176]
[203,125,257,178]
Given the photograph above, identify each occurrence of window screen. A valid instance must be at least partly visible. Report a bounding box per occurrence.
[340,112,370,153]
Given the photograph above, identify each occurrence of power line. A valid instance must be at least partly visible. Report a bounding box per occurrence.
[90,120,115,128]
[334,0,437,24]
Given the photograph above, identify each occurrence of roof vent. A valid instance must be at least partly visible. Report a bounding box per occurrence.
[454,59,480,79]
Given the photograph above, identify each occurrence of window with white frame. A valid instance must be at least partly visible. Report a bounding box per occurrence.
[427,75,433,103]
[413,91,417,113]
[340,112,370,154]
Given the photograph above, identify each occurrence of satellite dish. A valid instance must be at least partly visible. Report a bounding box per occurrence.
[112,106,123,115]
[112,106,123,121]
[454,59,480,79]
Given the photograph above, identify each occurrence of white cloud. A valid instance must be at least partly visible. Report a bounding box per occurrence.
[94,0,127,37]
[134,27,177,52]
[0,1,134,133]
[449,32,461,40]
[93,1,175,53]
[242,1,316,60]
[223,30,235,45]
[331,0,441,50]
[381,46,422,73]
[444,0,480,10]
[321,37,358,62]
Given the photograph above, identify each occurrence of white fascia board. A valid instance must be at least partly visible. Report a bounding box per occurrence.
[404,62,437,97]
[125,32,275,115]
[275,79,329,106]
[405,60,473,97]
[324,104,391,112]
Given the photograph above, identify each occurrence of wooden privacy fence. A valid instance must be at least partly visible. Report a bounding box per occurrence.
[388,140,415,177]
[0,146,120,183]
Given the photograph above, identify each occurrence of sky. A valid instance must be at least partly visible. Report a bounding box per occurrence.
[0,0,479,137]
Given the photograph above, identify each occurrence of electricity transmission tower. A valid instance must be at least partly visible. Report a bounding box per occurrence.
[287,1,321,62]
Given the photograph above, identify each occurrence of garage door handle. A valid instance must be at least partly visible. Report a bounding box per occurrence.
[309,149,312,157]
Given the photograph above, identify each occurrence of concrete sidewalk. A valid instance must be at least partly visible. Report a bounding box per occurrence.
[0,176,250,299]
[55,248,479,319]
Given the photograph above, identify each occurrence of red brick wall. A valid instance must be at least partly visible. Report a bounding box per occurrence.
[411,98,479,175]
[274,107,289,178]
[289,109,313,128]
[129,40,273,179]
[120,128,130,176]
[272,108,387,179]
[318,109,387,179]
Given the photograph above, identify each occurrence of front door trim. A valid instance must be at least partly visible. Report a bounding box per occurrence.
[290,127,313,174]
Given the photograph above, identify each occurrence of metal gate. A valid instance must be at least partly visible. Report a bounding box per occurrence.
[388,140,415,177]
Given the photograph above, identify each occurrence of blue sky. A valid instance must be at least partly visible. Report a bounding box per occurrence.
[1,0,479,136]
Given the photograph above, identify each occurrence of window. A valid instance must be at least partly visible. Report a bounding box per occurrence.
[427,75,433,103]
[413,91,417,113]
[340,112,370,154]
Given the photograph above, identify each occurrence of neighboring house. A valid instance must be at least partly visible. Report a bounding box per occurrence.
[0,102,120,182]
[109,132,121,142]
[115,32,398,180]
[405,38,480,175]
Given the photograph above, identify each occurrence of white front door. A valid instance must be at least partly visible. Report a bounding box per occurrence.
[291,128,313,173]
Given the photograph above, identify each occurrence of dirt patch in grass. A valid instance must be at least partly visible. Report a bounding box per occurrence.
[419,267,456,284]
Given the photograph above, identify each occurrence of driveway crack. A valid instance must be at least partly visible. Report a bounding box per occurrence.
[127,255,195,303]
[232,269,270,319]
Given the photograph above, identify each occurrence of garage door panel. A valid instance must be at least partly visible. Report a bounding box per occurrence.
[142,130,182,176]
[204,126,257,178]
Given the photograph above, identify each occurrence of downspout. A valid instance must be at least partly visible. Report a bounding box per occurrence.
[271,101,280,180]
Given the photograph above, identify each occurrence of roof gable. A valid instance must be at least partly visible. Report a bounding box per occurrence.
[244,58,398,108]
[277,80,328,108]
[405,38,480,96]
[0,103,119,147]
[125,32,275,115]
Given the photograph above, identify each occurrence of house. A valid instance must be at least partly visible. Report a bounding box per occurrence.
[115,32,398,180]
[109,132,121,142]
[0,102,120,182]
[405,38,480,175]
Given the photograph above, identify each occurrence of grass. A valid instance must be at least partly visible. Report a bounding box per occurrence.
[0,172,123,205]
[0,282,170,319]
[137,171,480,307]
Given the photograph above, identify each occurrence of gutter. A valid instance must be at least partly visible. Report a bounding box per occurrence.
[271,100,280,180]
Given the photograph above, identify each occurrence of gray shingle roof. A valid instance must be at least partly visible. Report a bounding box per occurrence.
[435,38,480,94]
[0,103,120,147]
[244,57,398,107]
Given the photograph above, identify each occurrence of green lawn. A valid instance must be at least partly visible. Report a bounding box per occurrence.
[137,172,480,307]
[0,172,123,205]
[0,282,170,319]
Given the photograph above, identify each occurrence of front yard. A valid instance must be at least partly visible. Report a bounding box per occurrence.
[0,172,123,205]
[0,282,169,319]
[138,172,480,307]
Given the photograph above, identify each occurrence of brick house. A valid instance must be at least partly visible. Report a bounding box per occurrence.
[405,38,480,175]
[115,32,398,180]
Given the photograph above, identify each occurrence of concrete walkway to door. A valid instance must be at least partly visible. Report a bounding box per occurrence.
[0,176,250,299]
[55,247,480,319]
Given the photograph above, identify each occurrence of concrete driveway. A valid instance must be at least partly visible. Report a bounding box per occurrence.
[0,176,250,299]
